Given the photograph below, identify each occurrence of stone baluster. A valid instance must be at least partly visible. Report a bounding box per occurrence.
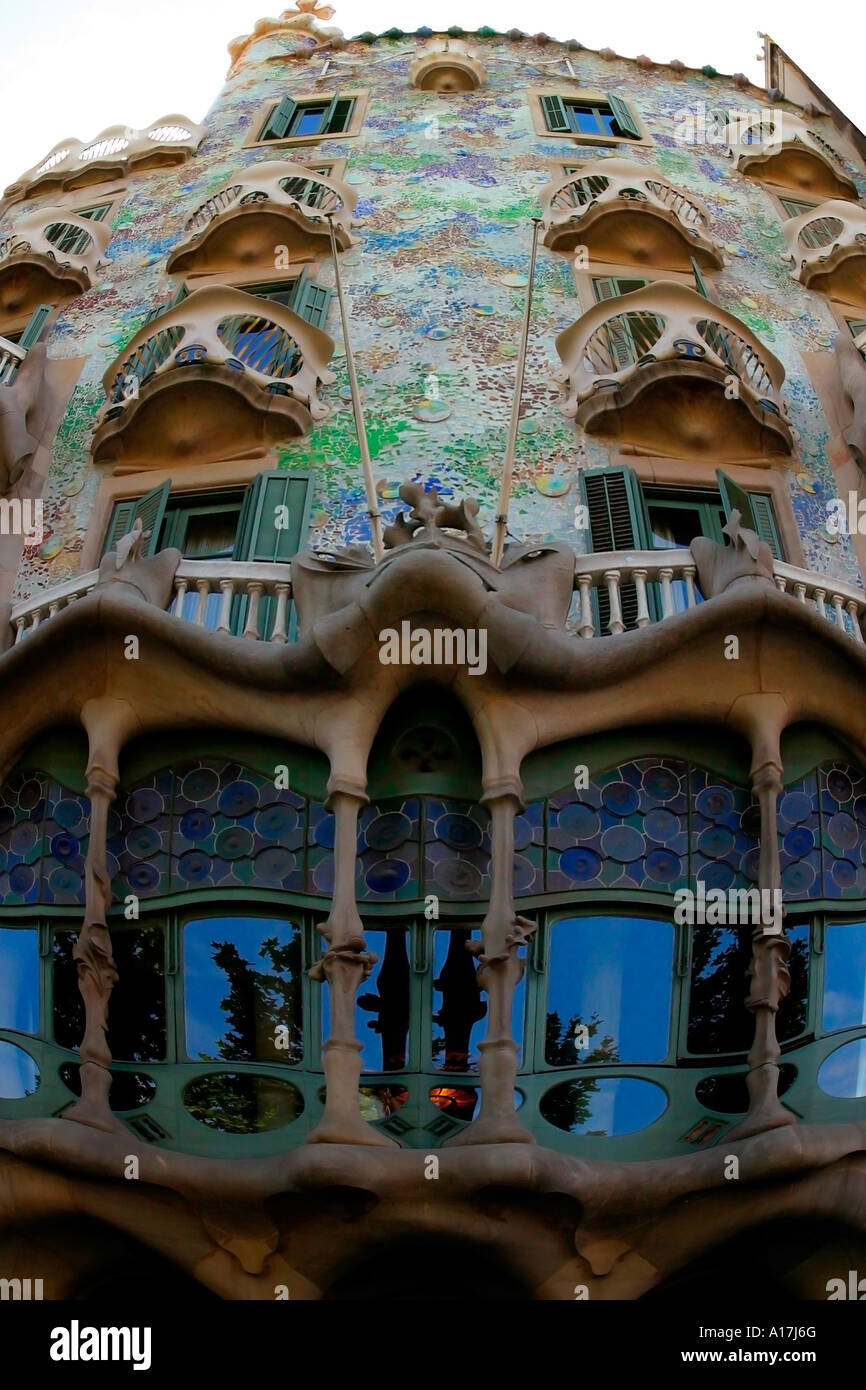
[271,583,291,643]
[846,600,865,643]
[576,572,595,638]
[449,779,536,1146]
[194,578,210,626]
[659,567,674,618]
[683,564,697,608]
[604,570,623,634]
[217,578,234,633]
[243,580,264,640]
[307,781,396,1146]
[633,569,650,627]
[728,696,795,1141]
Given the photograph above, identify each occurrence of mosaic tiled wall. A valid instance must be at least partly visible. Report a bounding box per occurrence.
[5,27,866,601]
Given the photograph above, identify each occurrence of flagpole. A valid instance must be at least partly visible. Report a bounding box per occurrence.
[326,213,384,562]
[491,216,541,568]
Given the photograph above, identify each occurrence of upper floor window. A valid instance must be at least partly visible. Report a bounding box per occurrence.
[779,195,818,220]
[240,270,332,330]
[259,95,355,142]
[540,93,642,141]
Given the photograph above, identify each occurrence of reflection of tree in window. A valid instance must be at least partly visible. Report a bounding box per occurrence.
[543,1012,619,1132]
[53,929,166,1061]
[206,932,303,1064]
[357,930,410,1070]
[432,928,486,1071]
[687,922,809,1055]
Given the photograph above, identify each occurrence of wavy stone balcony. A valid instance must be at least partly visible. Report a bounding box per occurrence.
[408,39,486,91]
[9,547,865,649]
[91,285,335,468]
[166,162,359,274]
[782,199,866,308]
[539,160,723,271]
[730,112,858,201]
[0,209,111,321]
[3,117,206,204]
[554,281,794,458]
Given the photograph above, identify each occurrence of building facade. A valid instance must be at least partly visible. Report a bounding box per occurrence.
[1,9,866,1300]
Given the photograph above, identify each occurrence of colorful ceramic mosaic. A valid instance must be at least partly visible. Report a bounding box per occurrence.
[3,30,864,602]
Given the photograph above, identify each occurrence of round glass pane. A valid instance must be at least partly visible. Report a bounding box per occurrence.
[541,1077,666,1136]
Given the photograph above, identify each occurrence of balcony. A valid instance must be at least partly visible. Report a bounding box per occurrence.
[730,112,858,201]
[166,162,359,275]
[3,117,206,204]
[408,39,486,92]
[0,209,110,321]
[91,285,335,468]
[554,281,794,458]
[0,335,25,387]
[8,549,865,649]
[540,160,723,271]
[782,199,866,308]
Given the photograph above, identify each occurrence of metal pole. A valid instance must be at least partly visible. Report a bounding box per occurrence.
[326,214,384,562]
[491,217,542,568]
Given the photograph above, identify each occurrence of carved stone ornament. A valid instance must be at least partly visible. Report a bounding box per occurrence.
[95,519,181,608]
[689,510,776,598]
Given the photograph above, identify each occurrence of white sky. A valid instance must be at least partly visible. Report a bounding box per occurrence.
[0,0,862,193]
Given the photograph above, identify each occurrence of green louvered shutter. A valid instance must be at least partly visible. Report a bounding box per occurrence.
[261,96,297,140]
[18,305,52,350]
[607,93,641,139]
[747,492,783,559]
[322,96,355,134]
[102,479,171,558]
[691,256,711,300]
[541,94,570,133]
[290,266,332,329]
[231,470,313,637]
[716,468,758,534]
[579,465,653,634]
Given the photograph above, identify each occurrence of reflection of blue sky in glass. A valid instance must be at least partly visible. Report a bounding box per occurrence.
[0,929,38,1034]
[548,916,673,1062]
[818,1039,866,1098]
[431,929,523,1068]
[0,1039,38,1097]
[184,916,299,1061]
[322,929,409,1073]
[823,922,866,1031]
[551,1077,667,1135]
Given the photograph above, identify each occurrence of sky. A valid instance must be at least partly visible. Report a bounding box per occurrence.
[0,0,862,194]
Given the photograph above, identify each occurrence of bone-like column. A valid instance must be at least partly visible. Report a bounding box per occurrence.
[728,696,794,1141]
[307,781,396,1146]
[65,698,136,1132]
[448,782,536,1146]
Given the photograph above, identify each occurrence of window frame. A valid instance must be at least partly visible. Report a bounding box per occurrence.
[530,87,650,147]
[244,89,369,150]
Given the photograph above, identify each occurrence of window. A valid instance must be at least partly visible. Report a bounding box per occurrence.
[779,195,817,219]
[0,927,38,1034]
[259,95,355,142]
[579,465,784,631]
[847,318,866,341]
[540,93,642,141]
[102,471,313,634]
[76,202,112,222]
[184,915,303,1064]
[240,268,332,329]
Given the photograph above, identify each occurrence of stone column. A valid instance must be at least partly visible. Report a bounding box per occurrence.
[448,780,536,1146]
[728,695,794,1141]
[307,780,396,1146]
[65,698,136,1132]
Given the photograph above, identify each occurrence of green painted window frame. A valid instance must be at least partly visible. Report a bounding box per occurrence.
[259,94,355,142]
[541,92,641,140]
[779,195,817,219]
[242,267,333,329]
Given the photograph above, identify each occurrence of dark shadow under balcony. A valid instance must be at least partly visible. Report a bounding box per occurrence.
[554,281,794,459]
[92,284,335,468]
[540,159,723,271]
[783,199,866,308]
[732,113,858,201]
[166,162,358,274]
[0,210,110,320]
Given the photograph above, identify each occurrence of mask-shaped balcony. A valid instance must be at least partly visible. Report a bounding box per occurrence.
[91,285,335,468]
[539,160,723,271]
[408,39,486,91]
[554,281,793,459]
[0,209,111,320]
[731,112,857,201]
[781,200,866,308]
[3,117,206,204]
[166,163,358,274]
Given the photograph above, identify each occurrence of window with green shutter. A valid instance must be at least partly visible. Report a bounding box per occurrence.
[579,465,654,633]
[231,470,313,638]
[102,479,171,558]
[716,468,782,559]
[243,269,333,329]
[779,195,817,220]
[17,304,53,351]
[259,94,355,141]
[541,94,642,140]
